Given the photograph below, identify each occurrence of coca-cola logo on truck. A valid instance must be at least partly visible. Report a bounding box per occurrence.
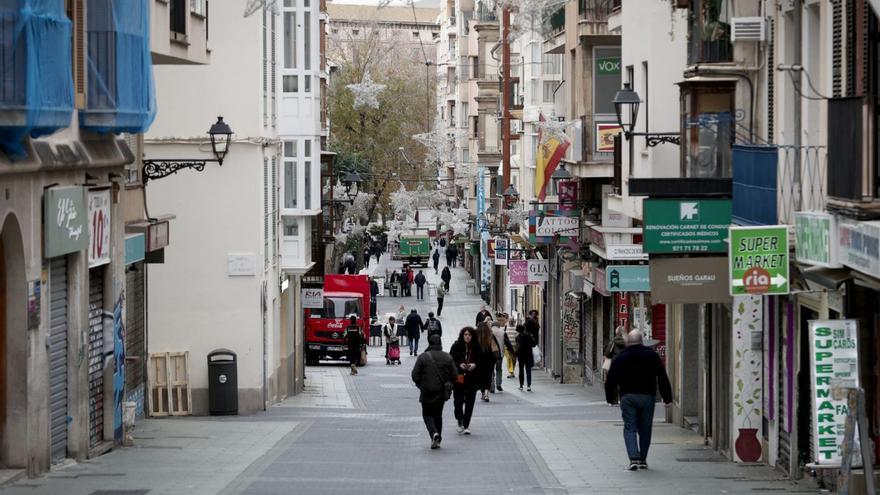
[326,320,345,329]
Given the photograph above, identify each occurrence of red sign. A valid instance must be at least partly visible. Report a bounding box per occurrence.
[743,267,772,294]
[558,180,578,211]
[616,292,629,330]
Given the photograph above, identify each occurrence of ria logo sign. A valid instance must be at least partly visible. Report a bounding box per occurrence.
[680,202,700,221]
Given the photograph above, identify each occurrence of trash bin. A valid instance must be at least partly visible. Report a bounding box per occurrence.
[207,349,238,415]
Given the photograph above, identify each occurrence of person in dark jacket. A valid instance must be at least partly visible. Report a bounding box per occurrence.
[441,266,452,291]
[432,249,441,274]
[514,324,535,391]
[400,266,411,297]
[448,243,458,267]
[404,309,424,356]
[411,334,458,449]
[422,312,443,338]
[406,267,415,296]
[342,316,363,375]
[414,270,427,300]
[369,278,379,318]
[605,329,673,471]
[475,306,493,326]
[525,309,540,344]
[450,327,483,435]
[390,270,401,297]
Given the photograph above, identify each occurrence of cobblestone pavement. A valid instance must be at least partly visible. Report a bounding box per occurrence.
[1,255,819,494]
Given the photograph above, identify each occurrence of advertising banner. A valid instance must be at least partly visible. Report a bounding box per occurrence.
[302,288,324,309]
[729,226,789,296]
[643,199,731,254]
[88,189,112,268]
[795,212,840,268]
[650,257,729,304]
[838,220,880,279]
[509,259,528,286]
[606,265,650,292]
[495,237,509,265]
[527,259,549,284]
[808,319,861,466]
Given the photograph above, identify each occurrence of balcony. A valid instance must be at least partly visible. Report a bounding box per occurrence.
[686,0,732,65]
[80,0,156,134]
[577,0,614,36]
[0,1,74,158]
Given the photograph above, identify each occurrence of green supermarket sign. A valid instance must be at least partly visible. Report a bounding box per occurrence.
[728,225,789,296]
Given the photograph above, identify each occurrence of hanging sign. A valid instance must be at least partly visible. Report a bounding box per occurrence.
[606,265,650,292]
[605,244,648,261]
[529,210,580,244]
[527,259,549,283]
[809,319,861,466]
[44,186,88,258]
[838,220,880,279]
[495,237,509,265]
[643,199,731,254]
[794,212,840,268]
[650,257,729,304]
[302,288,324,309]
[88,189,112,268]
[509,259,528,286]
[729,226,789,296]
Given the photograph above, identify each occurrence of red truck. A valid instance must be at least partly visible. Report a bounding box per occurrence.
[305,274,371,366]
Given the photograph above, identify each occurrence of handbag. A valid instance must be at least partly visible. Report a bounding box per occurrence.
[424,352,453,401]
[532,346,542,365]
[455,374,465,385]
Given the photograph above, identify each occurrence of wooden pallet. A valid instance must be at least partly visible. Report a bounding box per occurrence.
[147,352,192,417]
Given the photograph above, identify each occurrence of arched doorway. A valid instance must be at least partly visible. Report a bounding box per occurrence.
[0,213,27,469]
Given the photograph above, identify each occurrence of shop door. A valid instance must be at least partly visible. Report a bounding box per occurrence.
[88,269,104,448]
[797,306,819,467]
[48,258,69,463]
[125,264,146,418]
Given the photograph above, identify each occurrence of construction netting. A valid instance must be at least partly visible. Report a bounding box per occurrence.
[80,0,156,134]
[0,0,74,159]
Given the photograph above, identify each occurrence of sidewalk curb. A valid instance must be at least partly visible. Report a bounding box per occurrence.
[504,420,567,495]
[217,420,314,495]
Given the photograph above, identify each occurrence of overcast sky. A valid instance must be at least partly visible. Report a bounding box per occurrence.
[329,0,441,6]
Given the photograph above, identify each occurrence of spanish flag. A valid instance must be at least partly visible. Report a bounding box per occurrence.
[535,113,570,201]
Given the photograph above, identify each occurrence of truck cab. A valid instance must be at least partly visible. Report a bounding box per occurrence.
[305,275,371,366]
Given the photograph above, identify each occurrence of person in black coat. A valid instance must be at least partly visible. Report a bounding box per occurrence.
[404,309,424,356]
[414,270,427,300]
[605,329,673,470]
[343,316,363,375]
[514,324,535,391]
[369,278,379,318]
[411,334,458,449]
[441,266,452,290]
[525,309,540,344]
[450,327,483,434]
[432,249,441,274]
[390,270,401,297]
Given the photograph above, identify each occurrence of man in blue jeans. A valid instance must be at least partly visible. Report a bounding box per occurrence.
[605,329,672,471]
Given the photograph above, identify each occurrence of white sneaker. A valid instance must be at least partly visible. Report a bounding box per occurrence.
[463,428,471,435]
[456,424,464,434]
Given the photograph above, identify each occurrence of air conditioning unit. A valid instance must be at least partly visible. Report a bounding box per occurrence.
[731,17,765,42]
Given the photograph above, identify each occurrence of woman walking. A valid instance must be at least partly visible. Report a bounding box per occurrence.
[476,322,499,401]
[343,316,363,375]
[397,304,408,347]
[450,327,483,435]
[515,324,535,391]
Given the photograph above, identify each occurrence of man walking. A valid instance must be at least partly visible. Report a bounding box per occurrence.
[405,309,424,356]
[423,311,443,339]
[432,249,440,274]
[411,334,458,449]
[605,330,672,471]
[490,313,513,392]
[369,277,379,318]
[436,284,447,317]
[525,309,540,344]
[414,270,427,300]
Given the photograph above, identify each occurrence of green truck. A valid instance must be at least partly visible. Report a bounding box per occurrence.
[395,234,431,266]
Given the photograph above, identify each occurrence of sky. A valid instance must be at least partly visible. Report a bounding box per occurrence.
[329,0,441,6]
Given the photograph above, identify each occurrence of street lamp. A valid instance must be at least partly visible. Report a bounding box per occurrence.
[502,184,519,206]
[143,116,235,182]
[550,163,572,193]
[342,170,362,201]
[612,84,680,147]
[485,204,498,226]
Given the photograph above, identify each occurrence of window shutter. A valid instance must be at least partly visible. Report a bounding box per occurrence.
[271,12,277,127]
[833,0,842,97]
[766,18,775,143]
[73,0,86,107]
[263,10,268,127]
[271,155,277,265]
[264,157,270,269]
[846,0,855,96]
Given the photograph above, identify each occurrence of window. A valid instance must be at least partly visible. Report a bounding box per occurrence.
[283,12,297,69]
[304,12,311,70]
[352,29,359,36]
[331,28,338,34]
[304,75,311,93]
[283,217,298,237]
[311,297,362,318]
[304,140,312,209]
[190,0,204,15]
[283,75,298,92]
[284,141,298,208]
[543,81,557,103]
[412,31,420,39]
[543,52,561,75]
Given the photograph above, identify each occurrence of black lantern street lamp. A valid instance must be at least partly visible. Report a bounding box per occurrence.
[143,116,235,182]
[342,170,362,201]
[550,163,572,193]
[502,184,519,206]
[485,204,498,225]
[612,84,679,147]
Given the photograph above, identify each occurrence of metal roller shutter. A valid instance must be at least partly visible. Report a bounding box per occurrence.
[88,269,104,447]
[48,258,68,464]
[125,265,146,418]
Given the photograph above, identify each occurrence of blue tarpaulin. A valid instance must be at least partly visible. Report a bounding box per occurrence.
[80,0,156,134]
[732,144,778,226]
[0,0,74,159]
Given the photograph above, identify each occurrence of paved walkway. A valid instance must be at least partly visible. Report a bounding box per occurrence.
[1,253,819,494]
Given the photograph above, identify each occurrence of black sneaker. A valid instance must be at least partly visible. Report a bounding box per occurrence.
[497,385,503,392]
[626,461,639,471]
[638,461,648,470]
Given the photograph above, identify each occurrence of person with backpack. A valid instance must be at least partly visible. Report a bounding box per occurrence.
[423,312,443,338]
[343,316,363,375]
[411,334,458,449]
[436,284,447,317]
[414,270,427,300]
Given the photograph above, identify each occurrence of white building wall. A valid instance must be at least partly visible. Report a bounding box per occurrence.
[614,1,688,221]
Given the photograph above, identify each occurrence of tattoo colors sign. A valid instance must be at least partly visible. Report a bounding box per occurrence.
[728,226,789,296]
[809,319,860,466]
[528,210,579,244]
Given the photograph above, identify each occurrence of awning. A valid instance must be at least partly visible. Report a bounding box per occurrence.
[801,266,852,291]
